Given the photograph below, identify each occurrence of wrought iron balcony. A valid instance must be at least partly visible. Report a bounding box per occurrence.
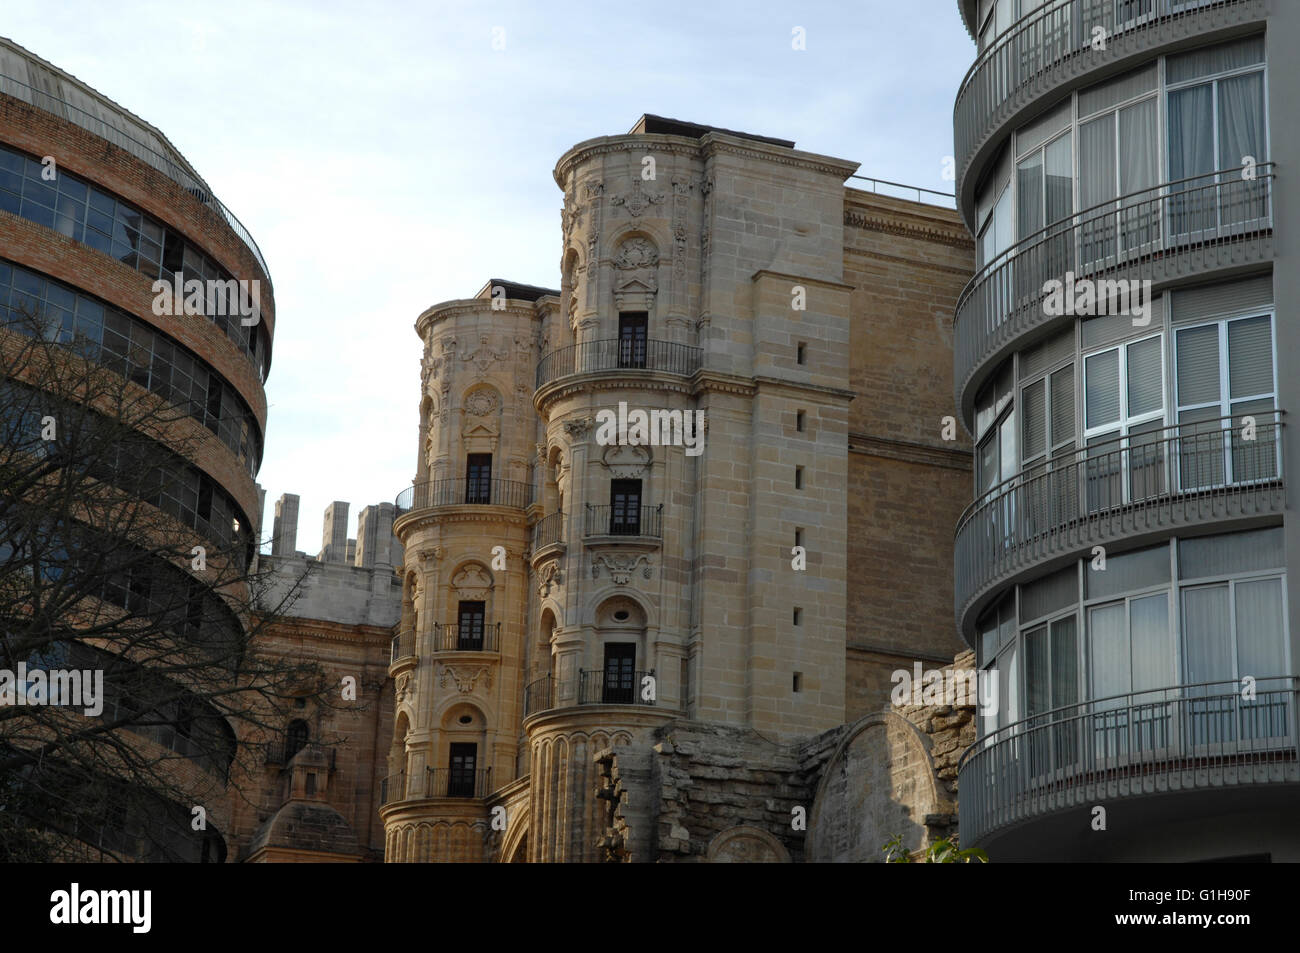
[432,622,500,653]
[535,338,702,391]
[955,166,1274,421]
[954,0,1263,200]
[380,771,405,805]
[391,630,415,666]
[395,477,532,514]
[584,503,663,539]
[532,511,565,551]
[524,670,657,717]
[955,412,1284,637]
[426,766,492,799]
[958,677,1300,851]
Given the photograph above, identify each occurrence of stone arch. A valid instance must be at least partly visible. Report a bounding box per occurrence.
[610,230,662,320]
[805,711,945,863]
[538,604,560,648]
[499,807,529,863]
[706,825,792,863]
[584,586,658,630]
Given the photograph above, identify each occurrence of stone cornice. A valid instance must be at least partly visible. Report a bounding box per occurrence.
[394,506,531,536]
[849,431,972,470]
[536,373,696,416]
[254,615,397,647]
[699,133,860,181]
[689,370,757,398]
[415,300,540,337]
[750,269,855,292]
[843,207,974,250]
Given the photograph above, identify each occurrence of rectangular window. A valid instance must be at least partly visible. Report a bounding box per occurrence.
[609,479,642,534]
[602,643,636,704]
[617,312,648,369]
[796,410,806,433]
[1083,334,1165,508]
[796,342,807,365]
[793,607,803,626]
[1174,313,1276,488]
[465,454,492,504]
[456,600,486,650]
[448,743,477,797]
[1087,592,1173,758]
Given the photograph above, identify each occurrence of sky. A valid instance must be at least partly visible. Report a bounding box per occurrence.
[3,0,974,554]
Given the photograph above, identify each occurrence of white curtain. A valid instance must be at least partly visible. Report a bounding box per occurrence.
[1130,593,1172,692]
[1181,584,1232,684]
[1235,578,1285,676]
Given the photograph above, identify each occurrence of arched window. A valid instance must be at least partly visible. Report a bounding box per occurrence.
[285,719,309,761]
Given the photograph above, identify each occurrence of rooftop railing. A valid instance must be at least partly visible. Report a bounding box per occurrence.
[958,677,1300,848]
[955,165,1274,415]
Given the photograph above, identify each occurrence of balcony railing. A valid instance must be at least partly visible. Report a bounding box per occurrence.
[395,478,532,513]
[955,412,1284,630]
[524,670,657,717]
[958,677,1300,849]
[955,0,1260,186]
[426,767,493,799]
[955,166,1274,414]
[584,503,663,539]
[433,622,500,653]
[0,67,273,289]
[535,338,703,390]
[532,511,565,551]
[391,630,415,665]
[380,772,405,805]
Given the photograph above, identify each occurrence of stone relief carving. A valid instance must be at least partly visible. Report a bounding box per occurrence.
[438,664,492,695]
[610,179,664,218]
[614,237,659,271]
[706,826,791,863]
[459,335,509,372]
[537,560,563,597]
[563,418,592,440]
[464,389,499,416]
[395,672,413,704]
[601,442,650,479]
[452,564,492,599]
[591,552,653,585]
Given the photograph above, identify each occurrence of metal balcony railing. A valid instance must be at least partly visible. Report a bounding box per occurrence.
[380,772,405,805]
[391,630,415,665]
[523,670,658,717]
[535,338,703,390]
[958,677,1300,848]
[426,767,493,799]
[955,165,1274,413]
[433,622,500,653]
[0,68,273,290]
[955,0,1259,187]
[584,503,663,539]
[955,412,1284,628]
[395,478,532,513]
[532,511,565,551]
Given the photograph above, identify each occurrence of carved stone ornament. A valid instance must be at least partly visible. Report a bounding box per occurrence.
[464,389,498,416]
[459,335,509,372]
[452,564,492,600]
[614,237,660,270]
[610,179,664,218]
[601,442,650,479]
[592,552,653,585]
[395,672,413,703]
[537,560,563,597]
[439,664,492,695]
[563,418,592,440]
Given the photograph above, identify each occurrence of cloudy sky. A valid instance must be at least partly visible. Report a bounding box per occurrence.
[5,0,973,554]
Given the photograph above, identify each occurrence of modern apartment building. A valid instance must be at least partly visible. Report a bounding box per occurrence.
[951,0,1300,860]
[0,37,274,860]
[381,115,976,862]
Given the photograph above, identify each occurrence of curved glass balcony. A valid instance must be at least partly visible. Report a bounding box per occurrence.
[535,338,702,391]
[954,165,1274,421]
[955,412,1285,636]
[958,677,1300,850]
[954,0,1264,199]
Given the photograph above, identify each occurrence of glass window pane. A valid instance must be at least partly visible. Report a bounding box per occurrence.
[1025,626,1049,716]
[1079,115,1117,209]
[1127,336,1163,417]
[1181,584,1232,684]
[1088,543,1170,598]
[1168,85,1215,182]
[1021,565,1077,623]
[1176,324,1220,406]
[1218,72,1266,170]
[1089,603,1129,698]
[1227,315,1272,399]
[1129,593,1172,692]
[1235,578,1285,677]
[1086,349,1121,427]
[1017,152,1044,239]
[1179,527,1283,578]
[1045,133,1073,225]
[1166,36,1265,84]
[999,411,1016,484]
[1051,616,1079,707]
[1051,365,1075,445]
